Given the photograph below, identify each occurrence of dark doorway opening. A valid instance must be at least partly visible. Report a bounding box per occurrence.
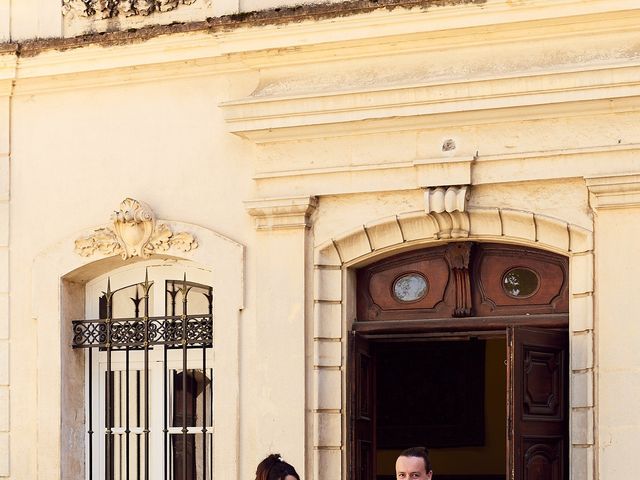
[375,337,506,480]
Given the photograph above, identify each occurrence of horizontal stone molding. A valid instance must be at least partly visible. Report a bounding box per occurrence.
[315,207,592,266]
[245,195,318,230]
[223,65,640,143]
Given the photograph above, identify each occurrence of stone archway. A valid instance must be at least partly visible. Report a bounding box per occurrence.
[311,206,593,480]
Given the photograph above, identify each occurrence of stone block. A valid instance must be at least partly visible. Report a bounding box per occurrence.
[500,209,535,242]
[0,249,6,292]
[571,408,594,445]
[0,202,7,247]
[0,98,8,156]
[333,227,371,264]
[0,387,6,431]
[0,294,6,340]
[571,332,593,371]
[468,207,502,237]
[570,294,593,333]
[571,446,593,480]
[569,224,593,254]
[314,240,342,267]
[397,211,439,242]
[314,448,341,480]
[314,268,342,302]
[599,424,640,478]
[313,368,342,411]
[314,340,342,368]
[598,370,640,428]
[365,216,403,251]
[0,341,6,386]
[571,371,593,408]
[570,253,594,295]
[314,302,343,339]
[315,412,342,447]
[0,432,7,476]
[0,156,8,202]
[535,214,570,252]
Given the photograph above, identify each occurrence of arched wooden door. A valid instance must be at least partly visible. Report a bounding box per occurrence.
[350,242,569,480]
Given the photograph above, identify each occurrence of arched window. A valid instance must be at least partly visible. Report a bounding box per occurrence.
[73,262,214,480]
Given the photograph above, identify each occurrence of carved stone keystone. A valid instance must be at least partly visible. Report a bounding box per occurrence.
[74,198,198,259]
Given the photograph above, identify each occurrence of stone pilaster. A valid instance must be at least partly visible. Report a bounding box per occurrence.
[0,47,13,479]
[586,174,640,479]
[245,196,317,478]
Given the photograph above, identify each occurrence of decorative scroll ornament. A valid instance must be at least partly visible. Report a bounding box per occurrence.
[62,0,199,19]
[74,198,198,259]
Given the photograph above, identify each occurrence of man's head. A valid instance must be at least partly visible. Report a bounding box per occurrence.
[395,447,433,480]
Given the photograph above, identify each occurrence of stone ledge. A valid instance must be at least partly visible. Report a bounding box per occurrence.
[245,195,317,230]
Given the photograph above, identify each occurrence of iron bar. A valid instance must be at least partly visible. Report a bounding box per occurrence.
[88,347,94,480]
[164,283,177,480]
[136,370,141,480]
[142,271,152,480]
[105,279,113,480]
[180,275,192,480]
[125,286,139,480]
[203,289,212,480]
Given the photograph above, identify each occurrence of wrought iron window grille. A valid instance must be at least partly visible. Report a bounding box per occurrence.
[72,272,214,480]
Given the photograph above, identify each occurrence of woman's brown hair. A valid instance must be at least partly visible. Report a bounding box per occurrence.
[255,453,301,480]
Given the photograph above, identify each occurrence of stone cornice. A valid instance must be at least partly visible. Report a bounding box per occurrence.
[245,196,318,230]
[586,174,640,210]
[0,1,637,95]
[222,63,640,143]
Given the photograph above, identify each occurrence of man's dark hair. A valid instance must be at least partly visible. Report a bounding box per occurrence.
[399,446,432,473]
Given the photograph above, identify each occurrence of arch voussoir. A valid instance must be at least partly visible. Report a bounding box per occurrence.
[317,207,585,267]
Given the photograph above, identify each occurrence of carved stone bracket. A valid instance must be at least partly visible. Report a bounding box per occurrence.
[445,242,473,317]
[74,198,198,259]
[424,185,469,214]
[585,174,640,210]
[424,185,470,239]
[62,0,198,19]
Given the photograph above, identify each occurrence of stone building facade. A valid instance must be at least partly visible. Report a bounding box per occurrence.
[0,0,639,479]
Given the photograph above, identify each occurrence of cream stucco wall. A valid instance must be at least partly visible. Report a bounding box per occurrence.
[1,0,639,479]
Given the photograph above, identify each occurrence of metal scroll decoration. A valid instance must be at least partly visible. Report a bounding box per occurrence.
[74,198,198,259]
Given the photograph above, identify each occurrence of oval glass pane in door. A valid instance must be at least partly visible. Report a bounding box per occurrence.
[502,267,540,298]
[392,273,428,303]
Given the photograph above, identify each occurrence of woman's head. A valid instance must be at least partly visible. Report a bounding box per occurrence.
[255,454,300,480]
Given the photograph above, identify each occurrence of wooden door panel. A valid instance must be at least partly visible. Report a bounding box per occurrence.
[509,327,568,480]
[356,440,373,480]
[357,246,455,321]
[349,332,375,480]
[522,438,563,480]
[473,245,569,317]
[522,349,562,419]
